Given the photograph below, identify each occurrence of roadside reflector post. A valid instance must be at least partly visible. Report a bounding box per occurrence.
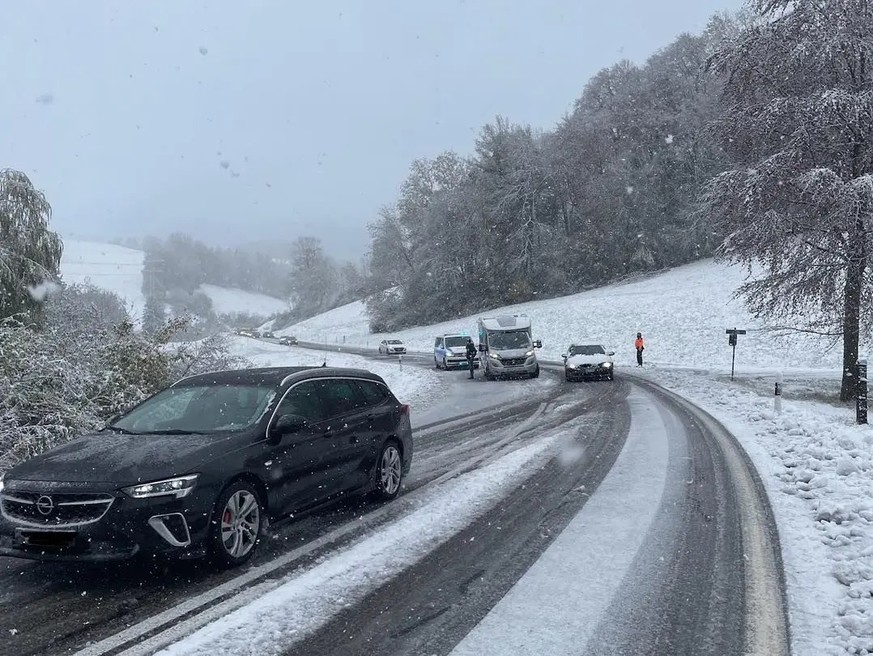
[399,354,403,371]
[857,359,868,425]
[774,371,783,415]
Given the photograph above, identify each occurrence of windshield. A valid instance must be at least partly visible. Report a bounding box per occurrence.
[570,345,606,356]
[445,336,468,348]
[489,332,532,351]
[111,384,277,434]
[388,340,403,344]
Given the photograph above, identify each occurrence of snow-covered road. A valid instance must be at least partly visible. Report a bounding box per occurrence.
[0,347,788,656]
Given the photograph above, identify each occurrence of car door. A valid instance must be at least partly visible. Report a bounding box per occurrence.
[311,378,371,499]
[434,337,444,364]
[261,381,330,515]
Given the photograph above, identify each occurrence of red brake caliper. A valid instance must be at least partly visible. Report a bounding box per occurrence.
[223,508,232,524]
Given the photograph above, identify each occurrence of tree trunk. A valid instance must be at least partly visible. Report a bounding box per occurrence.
[840,258,864,401]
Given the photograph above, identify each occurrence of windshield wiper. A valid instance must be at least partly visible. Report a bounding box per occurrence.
[103,425,140,435]
[139,429,205,436]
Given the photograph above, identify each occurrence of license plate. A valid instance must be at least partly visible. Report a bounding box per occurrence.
[16,528,77,549]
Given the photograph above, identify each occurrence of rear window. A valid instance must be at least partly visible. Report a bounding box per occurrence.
[358,381,390,407]
[316,379,366,418]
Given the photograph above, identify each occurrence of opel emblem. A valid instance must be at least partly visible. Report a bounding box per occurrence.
[36,495,54,516]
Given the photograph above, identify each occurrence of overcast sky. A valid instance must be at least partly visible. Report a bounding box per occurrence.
[1,0,744,261]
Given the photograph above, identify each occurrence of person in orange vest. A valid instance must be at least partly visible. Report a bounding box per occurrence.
[635,332,645,367]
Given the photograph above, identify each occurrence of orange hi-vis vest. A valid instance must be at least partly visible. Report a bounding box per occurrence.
[635,338,644,350]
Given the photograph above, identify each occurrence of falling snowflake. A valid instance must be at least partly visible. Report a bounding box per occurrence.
[35,93,54,105]
[27,281,61,302]
[626,186,634,195]
[665,134,674,144]
[199,46,208,56]
[219,160,230,170]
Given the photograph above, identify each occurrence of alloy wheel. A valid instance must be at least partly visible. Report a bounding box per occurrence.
[220,490,260,559]
[380,446,402,496]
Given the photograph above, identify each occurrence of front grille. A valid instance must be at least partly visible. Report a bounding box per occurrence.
[1,492,114,527]
[502,358,528,367]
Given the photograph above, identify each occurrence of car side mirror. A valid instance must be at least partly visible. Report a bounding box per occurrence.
[561,354,567,360]
[270,414,308,442]
[608,351,615,357]
[533,340,542,349]
[478,344,487,352]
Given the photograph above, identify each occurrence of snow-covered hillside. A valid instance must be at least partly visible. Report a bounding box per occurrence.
[60,239,146,324]
[280,260,864,374]
[198,284,288,317]
[59,239,289,324]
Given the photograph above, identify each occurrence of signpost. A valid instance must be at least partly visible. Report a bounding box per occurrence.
[725,328,747,381]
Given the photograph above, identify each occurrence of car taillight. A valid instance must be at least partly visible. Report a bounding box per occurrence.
[400,404,410,416]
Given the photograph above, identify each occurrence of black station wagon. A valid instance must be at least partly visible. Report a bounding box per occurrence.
[0,367,413,568]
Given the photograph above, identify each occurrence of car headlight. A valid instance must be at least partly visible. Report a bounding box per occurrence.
[525,350,534,357]
[566,364,577,369]
[489,353,501,361]
[601,362,613,368]
[122,474,199,499]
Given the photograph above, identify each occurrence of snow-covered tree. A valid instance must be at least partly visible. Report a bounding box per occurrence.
[704,0,873,400]
[0,169,63,321]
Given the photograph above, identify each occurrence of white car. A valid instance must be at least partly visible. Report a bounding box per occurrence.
[378,339,407,355]
[562,344,615,381]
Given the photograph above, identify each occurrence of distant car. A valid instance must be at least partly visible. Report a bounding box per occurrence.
[279,336,298,346]
[0,367,413,568]
[562,344,615,381]
[237,329,253,337]
[378,339,406,356]
[434,334,478,370]
[251,330,261,339]
[263,331,275,339]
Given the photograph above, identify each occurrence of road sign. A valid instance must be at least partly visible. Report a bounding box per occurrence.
[726,328,746,380]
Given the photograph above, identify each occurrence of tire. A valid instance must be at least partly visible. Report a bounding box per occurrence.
[372,441,403,501]
[565,371,573,382]
[530,365,540,379]
[443,357,449,370]
[208,480,262,569]
[484,367,495,381]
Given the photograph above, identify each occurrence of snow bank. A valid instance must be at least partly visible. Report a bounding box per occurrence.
[60,239,145,325]
[226,336,439,412]
[157,428,568,656]
[278,260,859,374]
[652,370,873,656]
[198,284,288,317]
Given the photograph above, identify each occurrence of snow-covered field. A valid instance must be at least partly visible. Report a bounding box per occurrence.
[60,239,146,324]
[58,239,289,324]
[226,336,440,415]
[198,284,288,317]
[280,259,866,374]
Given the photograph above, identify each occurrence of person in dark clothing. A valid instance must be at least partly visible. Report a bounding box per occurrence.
[465,338,478,379]
[635,332,645,367]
